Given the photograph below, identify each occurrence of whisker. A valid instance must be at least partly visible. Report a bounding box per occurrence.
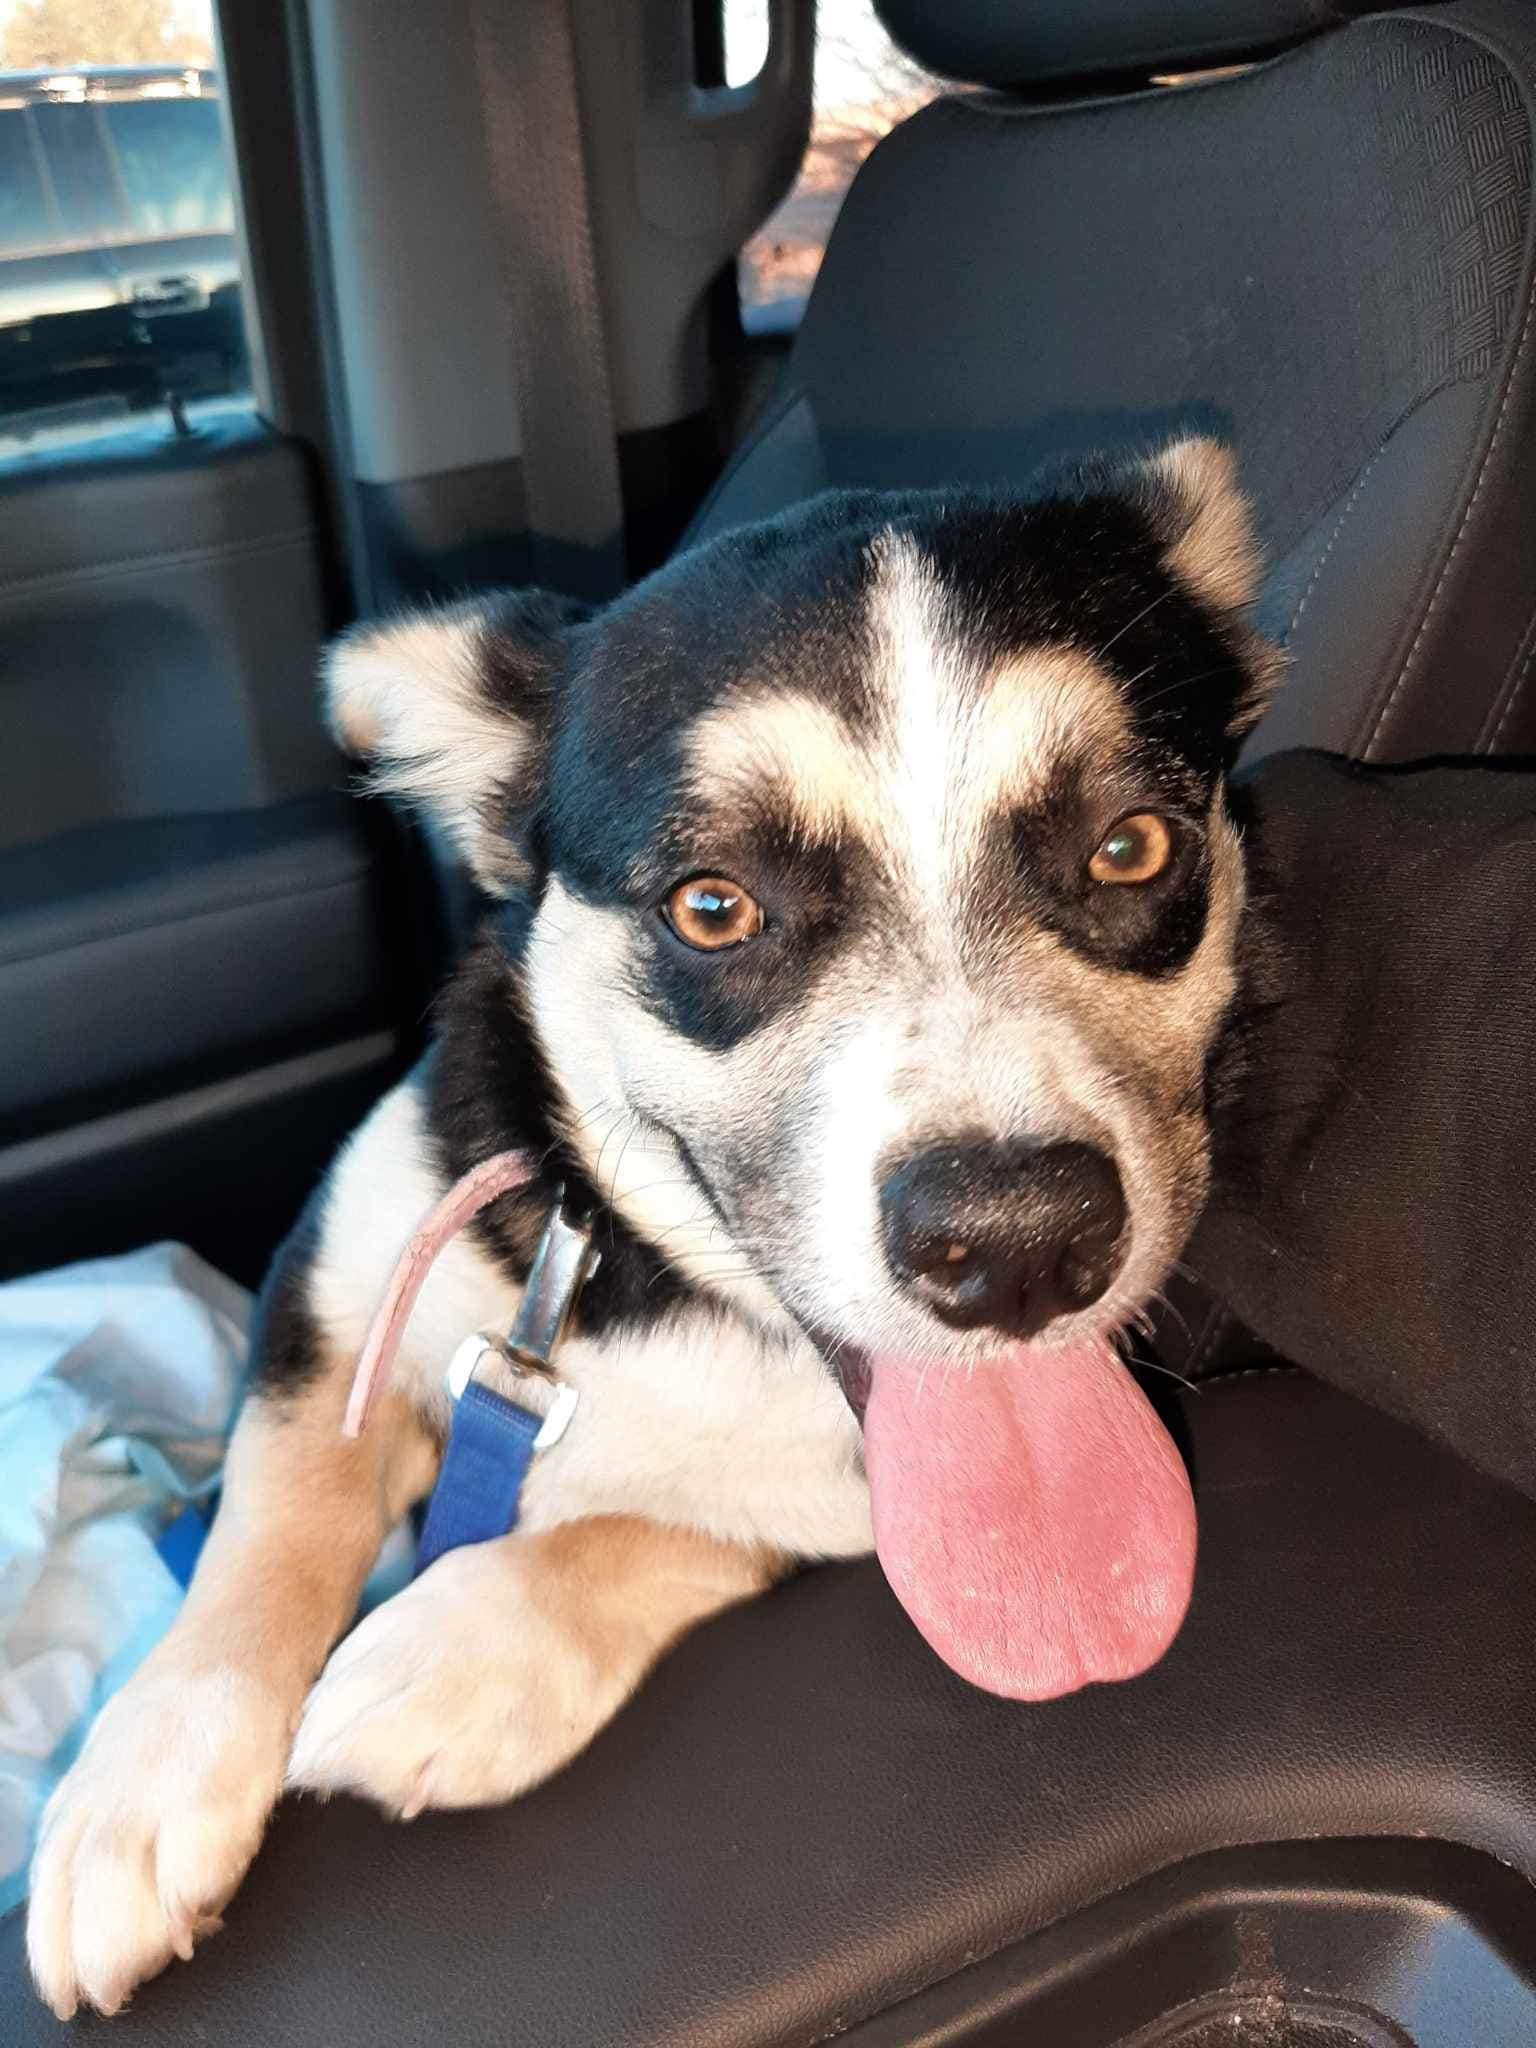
[603,1117,643,1245]
[1090,585,1177,659]
[1125,662,1252,719]
[1147,1288,1192,1343]
[591,1101,638,1196]
[1135,1353,1200,1393]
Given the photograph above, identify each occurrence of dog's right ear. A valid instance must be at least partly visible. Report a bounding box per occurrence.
[1136,438,1283,740]
[323,589,589,895]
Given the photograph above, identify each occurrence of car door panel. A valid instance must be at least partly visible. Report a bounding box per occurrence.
[0,410,411,1281]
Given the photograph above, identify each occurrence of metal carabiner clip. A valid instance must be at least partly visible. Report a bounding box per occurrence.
[443,1193,599,1451]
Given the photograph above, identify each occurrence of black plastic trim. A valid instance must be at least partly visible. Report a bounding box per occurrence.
[842,1837,1536,2046]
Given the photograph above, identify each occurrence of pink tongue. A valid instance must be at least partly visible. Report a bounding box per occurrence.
[863,1344,1196,1700]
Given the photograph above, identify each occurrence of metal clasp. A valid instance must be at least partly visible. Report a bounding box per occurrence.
[502,1194,601,1372]
[443,1194,598,1453]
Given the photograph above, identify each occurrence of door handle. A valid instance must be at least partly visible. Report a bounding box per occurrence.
[129,274,202,315]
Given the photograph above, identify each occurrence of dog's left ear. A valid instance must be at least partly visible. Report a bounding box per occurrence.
[323,589,590,895]
[1138,437,1283,737]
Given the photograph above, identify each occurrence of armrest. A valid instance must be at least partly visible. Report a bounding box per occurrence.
[0,796,387,1140]
[5,1372,1536,2044]
[0,797,404,1281]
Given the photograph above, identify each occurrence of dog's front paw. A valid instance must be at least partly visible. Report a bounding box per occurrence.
[288,1538,613,1819]
[27,1667,291,2019]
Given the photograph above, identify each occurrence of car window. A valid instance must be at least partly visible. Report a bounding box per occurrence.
[0,0,251,458]
[31,101,129,244]
[103,96,232,238]
[734,0,944,326]
[0,109,53,255]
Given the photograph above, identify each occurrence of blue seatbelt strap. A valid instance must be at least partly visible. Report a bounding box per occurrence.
[416,1378,545,1574]
[413,1199,596,1578]
[157,1496,216,1588]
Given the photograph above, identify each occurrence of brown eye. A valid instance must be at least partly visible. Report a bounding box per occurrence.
[662,875,765,951]
[1088,813,1174,886]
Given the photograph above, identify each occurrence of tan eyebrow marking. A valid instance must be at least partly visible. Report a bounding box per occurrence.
[684,692,879,844]
[973,648,1132,814]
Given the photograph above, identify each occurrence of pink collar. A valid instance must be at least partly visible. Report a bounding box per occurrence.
[342,1149,536,1438]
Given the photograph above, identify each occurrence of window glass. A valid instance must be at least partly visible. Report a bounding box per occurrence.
[723,0,769,87]
[0,110,53,255]
[31,103,127,243]
[737,0,944,323]
[0,1,251,457]
[104,97,233,238]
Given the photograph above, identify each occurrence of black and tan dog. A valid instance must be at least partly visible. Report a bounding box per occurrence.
[28,440,1279,2017]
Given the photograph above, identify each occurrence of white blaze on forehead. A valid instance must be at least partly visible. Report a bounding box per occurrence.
[864,531,978,910]
[866,533,1132,915]
[685,533,1128,920]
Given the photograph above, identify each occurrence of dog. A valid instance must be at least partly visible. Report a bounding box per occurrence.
[27,437,1279,2017]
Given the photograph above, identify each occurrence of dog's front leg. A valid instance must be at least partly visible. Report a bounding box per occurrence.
[27,1381,437,2019]
[287,1516,783,1817]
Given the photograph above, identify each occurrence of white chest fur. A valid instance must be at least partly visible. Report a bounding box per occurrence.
[308,1081,873,1560]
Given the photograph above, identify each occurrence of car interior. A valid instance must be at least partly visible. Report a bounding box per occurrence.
[4,0,1536,2041]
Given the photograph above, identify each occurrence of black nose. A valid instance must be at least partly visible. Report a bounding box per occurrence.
[879,1138,1127,1340]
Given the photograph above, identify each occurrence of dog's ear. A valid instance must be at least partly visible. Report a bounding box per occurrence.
[323,589,589,894]
[1139,437,1283,737]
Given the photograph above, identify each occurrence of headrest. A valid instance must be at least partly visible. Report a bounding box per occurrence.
[874,0,1395,87]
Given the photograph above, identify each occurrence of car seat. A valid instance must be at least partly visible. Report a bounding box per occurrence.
[6,2,1536,2041]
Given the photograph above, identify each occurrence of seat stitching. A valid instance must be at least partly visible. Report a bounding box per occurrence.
[1282,449,1386,647]
[1475,588,1536,748]
[944,6,1536,769]
[1486,613,1536,751]
[1200,1360,1303,1387]
[1362,271,1536,762]
[1185,1303,1233,1377]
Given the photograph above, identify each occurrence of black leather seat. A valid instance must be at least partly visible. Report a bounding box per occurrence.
[701,0,1536,766]
[7,1377,1536,2045]
[7,1,1536,2040]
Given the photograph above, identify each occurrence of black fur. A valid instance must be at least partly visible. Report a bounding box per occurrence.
[634,830,865,1052]
[248,1180,330,1397]
[910,486,1254,780]
[425,935,698,1340]
[539,474,1252,812]
[264,469,1270,1399]
[1200,776,1301,1171]
[250,937,706,1404]
[472,589,592,870]
[998,755,1214,981]
[448,481,1259,1086]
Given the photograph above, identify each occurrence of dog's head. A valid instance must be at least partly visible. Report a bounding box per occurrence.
[327,440,1279,1374]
